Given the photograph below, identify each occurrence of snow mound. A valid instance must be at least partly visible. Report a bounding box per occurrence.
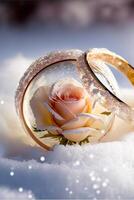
[0,134,134,199]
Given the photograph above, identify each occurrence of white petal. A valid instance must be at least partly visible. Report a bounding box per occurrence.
[88,113,115,143]
[54,101,76,120]
[43,125,62,131]
[61,98,86,115]
[30,98,52,130]
[62,127,98,142]
[90,118,105,130]
[91,113,114,130]
[32,86,49,102]
[44,102,64,120]
[36,125,62,135]
[61,115,89,130]
[104,113,115,132]
[92,101,107,114]
[45,125,62,135]
[52,116,67,126]
[78,113,104,120]
[78,113,105,129]
[51,77,83,97]
[88,130,106,143]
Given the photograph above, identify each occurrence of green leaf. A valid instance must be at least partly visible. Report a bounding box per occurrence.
[101,111,111,115]
[40,133,54,138]
[33,123,92,145]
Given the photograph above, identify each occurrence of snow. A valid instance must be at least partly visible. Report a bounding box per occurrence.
[1,136,134,199]
[0,187,35,199]
[0,54,134,199]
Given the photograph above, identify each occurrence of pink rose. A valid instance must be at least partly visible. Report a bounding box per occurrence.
[30,78,113,143]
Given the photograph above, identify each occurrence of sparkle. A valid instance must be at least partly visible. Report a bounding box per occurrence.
[40,156,45,162]
[93,184,99,189]
[28,165,32,170]
[96,190,100,194]
[65,187,69,191]
[118,61,122,65]
[97,92,102,98]
[89,171,96,181]
[103,167,108,172]
[28,194,33,199]
[90,84,97,92]
[89,154,94,159]
[10,171,14,176]
[91,176,96,181]
[100,96,105,102]
[0,100,4,105]
[18,187,23,192]
[122,164,126,168]
[102,181,107,187]
[69,191,73,195]
[73,160,80,166]
[89,171,95,177]
[101,129,105,134]
[76,179,79,183]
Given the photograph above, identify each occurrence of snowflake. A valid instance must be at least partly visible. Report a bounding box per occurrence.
[73,160,80,166]
[40,156,45,162]
[18,187,23,192]
[10,171,14,176]
[0,100,4,105]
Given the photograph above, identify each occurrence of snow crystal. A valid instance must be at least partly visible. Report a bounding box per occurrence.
[18,187,23,193]
[40,156,45,162]
[10,171,14,176]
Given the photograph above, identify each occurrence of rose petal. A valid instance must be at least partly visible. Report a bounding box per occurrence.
[61,98,86,115]
[77,113,105,130]
[52,116,67,126]
[82,97,91,113]
[51,95,86,118]
[50,77,84,98]
[50,78,89,115]
[92,100,108,114]
[90,112,115,132]
[98,113,115,141]
[82,104,88,113]
[30,98,53,130]
[88,130,106,143]
[44,102,64,120]
[54,101,76,120]
[90,118,106,130]
[62,127,98,142]
[61,115,89,130]
[57,85,84,100]
[32,86,49,102]
[104,112,115,132]
[35,126,61,137]
[44,125,62,135]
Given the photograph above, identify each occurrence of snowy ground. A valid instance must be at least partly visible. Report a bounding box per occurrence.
[0,54,134,199]
[1,136,134,199]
